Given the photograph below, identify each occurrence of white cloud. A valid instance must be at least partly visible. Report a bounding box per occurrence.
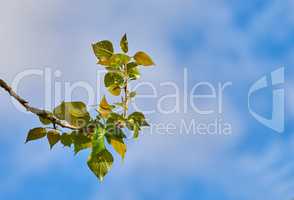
[0,0,293,199]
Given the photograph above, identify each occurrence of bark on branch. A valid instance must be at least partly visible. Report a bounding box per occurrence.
[0,79,79,130]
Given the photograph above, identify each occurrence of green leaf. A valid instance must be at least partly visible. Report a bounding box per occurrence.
[53,102,90,127]
[126,62,140,80]
[129,91,136,98]
[120,34,128,53]
[92,126,106,155]
[108,112,125,121]
[127,112,148,136]
[60,133,73,147]
[128,67,140,80]
[106,126,126,139]
[134,51,155,66]
[97,57,110,66]
[107,84,121,96]
[128,112,146,124]
[104,72,124,96]
[72,131,92,154]
[39,114,52,125]
[104,72,124,88]
[74,141,92,155]
[87,149,113,181]
[133,123,140,139]
[26,128,47,143]
[54,102,88,118]
[106,113,125,129]
[126,62,138,70]
[92,40,114,60]
[47,130,61,149]
[109,53,130,67]
[106,126,126,141]
[127,112,149,139]
[110,137,126,159]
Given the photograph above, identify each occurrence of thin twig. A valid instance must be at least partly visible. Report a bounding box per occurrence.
[0,79,79,130]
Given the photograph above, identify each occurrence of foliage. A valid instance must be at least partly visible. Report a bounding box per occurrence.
[24,34,155,181]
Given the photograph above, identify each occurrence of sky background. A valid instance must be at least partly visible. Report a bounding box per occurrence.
[0,0,294,200]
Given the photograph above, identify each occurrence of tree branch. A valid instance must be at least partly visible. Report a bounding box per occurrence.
[0,79,79,130]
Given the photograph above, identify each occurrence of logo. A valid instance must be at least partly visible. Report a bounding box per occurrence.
[248,68,285,133]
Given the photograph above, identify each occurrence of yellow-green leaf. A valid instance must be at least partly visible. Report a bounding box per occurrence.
[72,131,92,154]
[53,102,90,127]
[74,142,92,155]
[128,67,141,80]
[104,72,124,88]
[107,84,121,96]
[110,137,126,159]
[87,149,113,181]
[60,133,73,147]
[120,34,128,53]
[39,114,52,125]
[97,57,110,66]
[92,40,114,60]
[47,130,61,149]
[109,53,130,67]
[126,62,138,70]
[134,51,155,66]
[128,112,146,124]
[99,96,111,110]
[25,128,47,143]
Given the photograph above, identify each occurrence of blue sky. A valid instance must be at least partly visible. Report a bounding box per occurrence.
[0,0,294,200]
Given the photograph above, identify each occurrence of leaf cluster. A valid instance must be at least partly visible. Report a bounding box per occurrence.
[25,34,155,181]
